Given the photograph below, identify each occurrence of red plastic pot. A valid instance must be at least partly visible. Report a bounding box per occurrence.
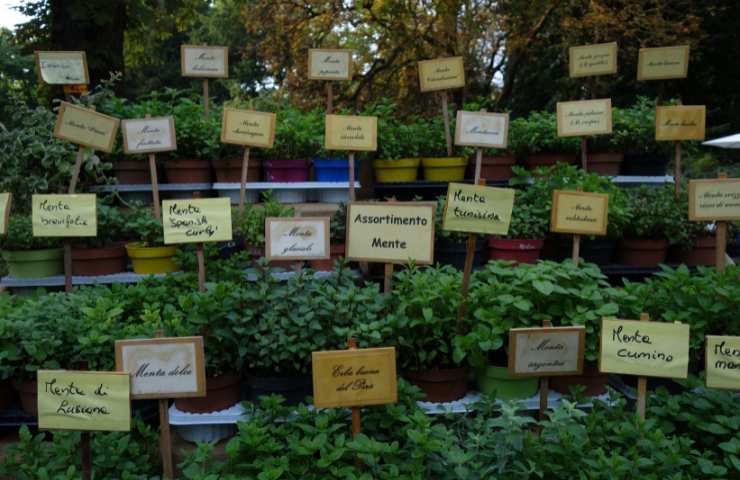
[679,236,716,266]
[405,367,468,403]
[174,373,241,413]
[71,244,127,276]
[488,238,544,264]
[263,159,309,182]
[467,155,516,181]
[618,238,668,267]
[212,158,261,183]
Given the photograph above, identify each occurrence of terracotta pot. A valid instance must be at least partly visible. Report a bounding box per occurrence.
[586,152,623,176]
[113,159,150,184]
[246,373,312,406]
[618,238,668,267]
[164,159,212,183]
[405,367,468,403]
[488,238,544,264]
[524,153,576,170]
[679,236,716,266]
[469,155,516,181]
[0,379,15,411]
[309,244,346,271]
[550,363,609,397]
[174,374,241,413]
[212,158,261,183]
[14,378,37,415]
[71,244,127,276]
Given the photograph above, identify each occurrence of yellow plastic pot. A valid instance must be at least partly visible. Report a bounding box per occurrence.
[125,242,178,275]
[373,158,420,182]
[422,157,467,181]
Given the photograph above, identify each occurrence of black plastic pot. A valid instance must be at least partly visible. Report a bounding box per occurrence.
[555,237,616,265]
[246,373,312,406]
[434,237,486,270]
[620,153,670,176]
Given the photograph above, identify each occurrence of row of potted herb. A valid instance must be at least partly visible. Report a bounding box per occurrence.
[1,260,736,413]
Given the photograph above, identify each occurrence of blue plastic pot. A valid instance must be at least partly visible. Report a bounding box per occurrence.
[313,158,359,182]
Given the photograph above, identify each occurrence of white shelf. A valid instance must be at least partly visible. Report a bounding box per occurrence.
[91,183,213,192]
[212,182,360,190]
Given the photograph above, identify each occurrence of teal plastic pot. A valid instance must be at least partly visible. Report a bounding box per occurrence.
[476,365,538,400]
[1,249,64,278]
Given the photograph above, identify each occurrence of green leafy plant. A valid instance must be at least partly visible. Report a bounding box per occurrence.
[0,215,61,251]
[622,185,684,240]
[330,204,347,244]
[232,191,295,247]
[124,206,165,246]
[508,111,580,158]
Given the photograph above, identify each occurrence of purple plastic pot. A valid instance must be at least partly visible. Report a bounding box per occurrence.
[263,159,310,182]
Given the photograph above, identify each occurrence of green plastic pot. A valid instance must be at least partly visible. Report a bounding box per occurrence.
[476,365,538,400]
[421,157,467,181]
[1,249,64,278]
[373,158,420,182]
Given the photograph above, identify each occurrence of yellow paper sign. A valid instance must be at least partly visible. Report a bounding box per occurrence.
[115,336,206,400]
[265,217,330,260]
[508,326,585,377]
[346,202,435,265]
[32,194,97,237]
[162,198,232,244]
[599,318,690,379]
[454,111,509,148]
[0,193,11,235]
[550,190,608,236]
[418,56,465,92]
[655,105,706,141]
[180,45,228,78]
[637,45,690,81]
[37,370,131,432]
[312,347,397,408]
[688,178,740,221]
[569,42,618,77]
[325,114,377,151]
[53,102,120,153]
[221,108,276,148]
[442,183,515,235]
[35,51,89,85]
[556,99,613,137]
[705,336,740,390]
[121,116,177,154]
[308,49,353,80]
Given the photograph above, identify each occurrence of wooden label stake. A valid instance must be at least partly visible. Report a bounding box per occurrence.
[143,114,162,220]
[203,79,210,118]
[636,312,650,420]
[155,329,175,479]
[571,187,583,266]
[81,431,92,480]
[383,263,394,294]
[455,168,486,330]
[580,138,588,170]
[239,147,251,214]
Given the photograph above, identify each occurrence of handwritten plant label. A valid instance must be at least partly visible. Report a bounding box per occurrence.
[556,99,613,137]
[508,326,585,377]
[655,105,706,141]
[688,178,740,221]
[705,336,740,390]
[121,117,176,154]
[454,111,509,148]
[0,193,10,235]
[312,347,397,408]
[346,202,435,265]
[221,108,276,148]
[569,42,618,77]
[308,49,352,80]
[418,56,465,92]
[35,51,89,85]
[325,114,377,151]
[265,217,330,260]
[32,194,96,237]
[53,102,119,153]
[37,370,130,431]
[442,183,515,235]
[599,318,690,379]
[162,198,232,244]
[550,190,608,236]
[637,45,690,81]
[180,45,228,78]
[115,336,206,400]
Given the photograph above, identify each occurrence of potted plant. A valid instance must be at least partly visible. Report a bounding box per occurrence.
[612,97,672,175]
[433,195,486,269]
[0,215,63,278]
[586,106,624,176]
[420,115,467,181]
[309,204,346,271]
[510,112,579,169]
[372,106,422,182]
[618,185,683,267]
[164,96,218,183]
[71,204,128,276]
[212,141,262,183]
[389,265,469,402]
[232,191,296,267]
[488,190,549,264]
[124,207,178,274]
[261,106,313,183]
